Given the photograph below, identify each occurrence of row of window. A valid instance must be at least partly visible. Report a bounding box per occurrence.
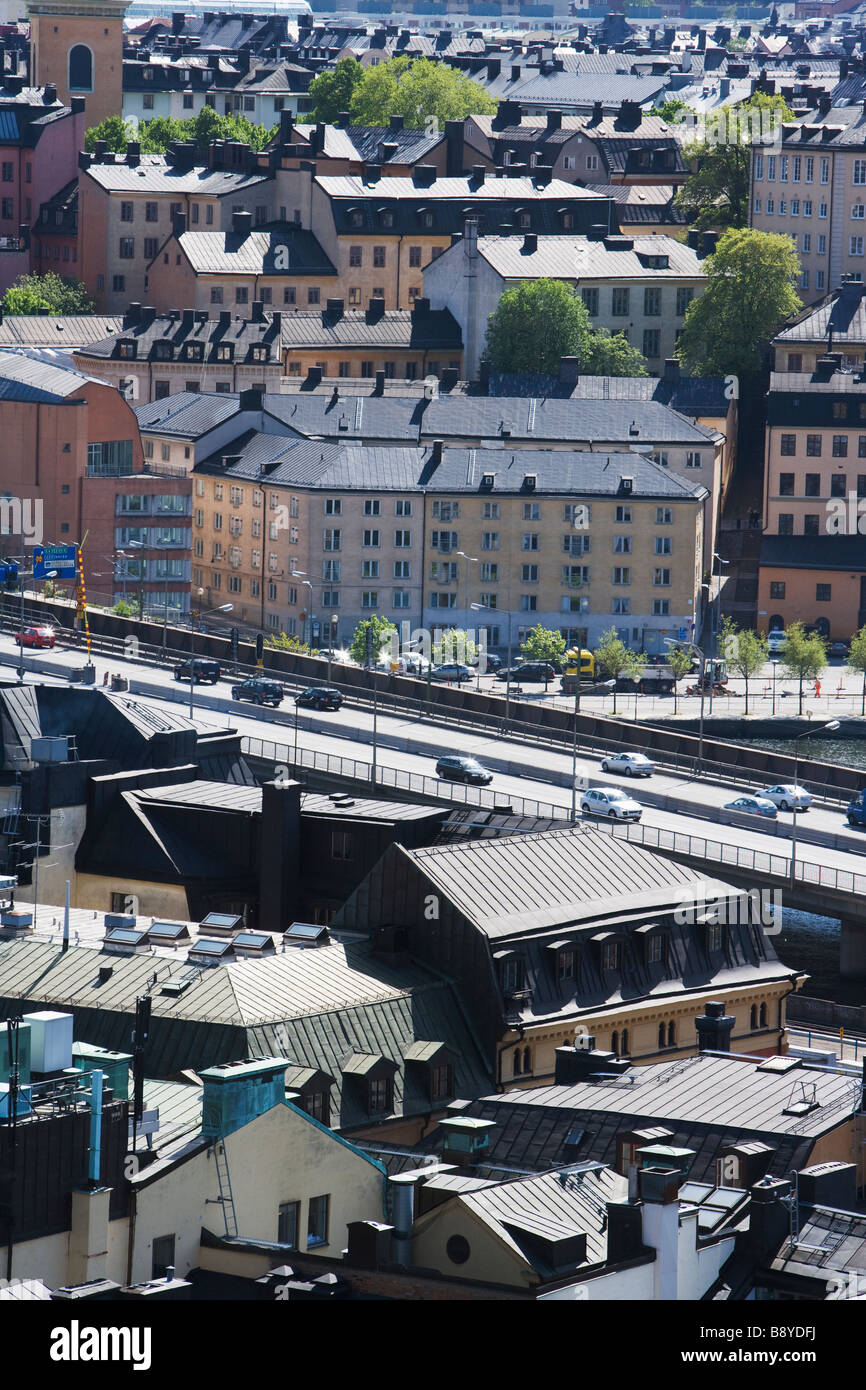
[754,197,826,219]
[754,153,829,183]
[780,435,866,459]
[769,580,833,601]
[580,286,693,319]
[778,469,866,493]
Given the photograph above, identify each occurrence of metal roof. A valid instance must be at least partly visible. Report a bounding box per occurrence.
[84,157,269,194]
[177,228,337,277]
[0,351,105,402]
[775,287,866,346]
[316,173,603,202]
[467,232,706,282]
[0,316,122,350]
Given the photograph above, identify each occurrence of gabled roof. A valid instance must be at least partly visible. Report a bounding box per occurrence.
[0,351,105,401]
[175,227,337,277]
[83,156,268,195]
[464,232,706,282]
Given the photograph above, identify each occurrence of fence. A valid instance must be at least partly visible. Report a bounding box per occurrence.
[787,995,866,1036]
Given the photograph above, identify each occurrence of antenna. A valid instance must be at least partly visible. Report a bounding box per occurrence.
[131,994,152,1147]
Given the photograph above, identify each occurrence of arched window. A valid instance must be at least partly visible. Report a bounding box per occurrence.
[513,1047,521,1076]
[611,1030,619,1056]
[658,1021,666,1049]
[522,1045,532,1075]
[69,44,93,92]
[759,1002,768,1028]
[667,1020,676,1048]
[621,1029,629,1056]
[750,1004,758,1029]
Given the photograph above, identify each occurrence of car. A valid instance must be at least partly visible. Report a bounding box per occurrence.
[847,790,866,827]
[430,663,474,682]
[600,751,655,778]
[174,657,221,684]
[763,784,812,812]
[723,795,778,819]
[580,787,643,821]
[295,686,343,711]
[15,625,56,648]
[494,662,557,684]
[767,630,787,654]
[828,640,850,660]
[473,653,502,674]
[231,677,284,706]
[435,754,493,785]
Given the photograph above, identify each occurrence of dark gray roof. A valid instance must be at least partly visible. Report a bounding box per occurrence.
[83,156,268,195]
[0,316,120,351]
[82,309,282,365]
[761,535,866,571]
[0,352,103,402]
[487,370,734,418]
[134,392,243,438]
[775,285,866,346]
[470,233,706,282]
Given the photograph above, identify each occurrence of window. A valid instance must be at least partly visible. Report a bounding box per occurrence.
[653,568,671,586]
[363,529,380,547]
[361,591,378,608]
[235,287,248,304]
[307,1194,330,1247]
[308,288,320,305]
[643,329,660,358]
[804,514,820,535]
[324,498,342,516]
[349,245,362,267]
[655,506,673,525]
[521,533,539,551]
[69,43,93,92]
[644,287,661,316]
[323,529,341,551]
[614,505,632,523]
[520,595,537,612]
[612,566,631,585]
[816,583,832,602]
[611,287,630,316]
[430,1062,453,1101]
[613,535,632,554]
[852,237,865,257]
[394,530,411,548]
[585,154,598,171]
[112,275,126,293]
[151,1234,175,1280]
[521,564,539,582]
[819,203,828,219]
[805,473,821,496]
[581,287,598,316]
[833,436,849,458]
[652,599,670,616]
[654,536,672,555]
[409,246,422,268]
[686,451,703,469]
[481,562,498,582]
[120,200,133,222]
[144,237,158,260]
[806,435,822,458]
[210,287,223,305]
[523,502,540,520]
[394,560,410,579]
[855,159,866,186]
[854,205,866,220]
[602,941,620,971]
[331,830,353,861]
[481,532,499,550]
[675,287,694,318]
[118,238,134,259]
[778,515,793,535]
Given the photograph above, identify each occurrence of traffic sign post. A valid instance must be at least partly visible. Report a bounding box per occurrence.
[33,545,78,580]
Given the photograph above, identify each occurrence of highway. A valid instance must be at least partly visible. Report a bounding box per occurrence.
[5,628,866,889]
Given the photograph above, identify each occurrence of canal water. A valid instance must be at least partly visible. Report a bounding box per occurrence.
[742,737,866,1005]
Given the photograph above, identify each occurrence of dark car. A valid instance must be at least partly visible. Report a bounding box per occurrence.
[435,754,493,785]
[828,640,850,660]
[495,662,556,684]
[473,652,503,674]
[231,677,284,706]
[174,657,221,684]
[430,663,474,683]
[295,686,343,711]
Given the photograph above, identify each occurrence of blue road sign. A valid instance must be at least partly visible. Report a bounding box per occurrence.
[33,544,78,579]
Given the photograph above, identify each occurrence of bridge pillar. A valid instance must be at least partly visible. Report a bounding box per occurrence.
[840,919,866,979]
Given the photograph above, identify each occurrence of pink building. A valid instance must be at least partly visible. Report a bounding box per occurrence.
[0,79,86,293]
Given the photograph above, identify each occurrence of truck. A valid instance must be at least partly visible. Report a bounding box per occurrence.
[847,790,866,827]
[615,662,678,694]
[560,648,595,695]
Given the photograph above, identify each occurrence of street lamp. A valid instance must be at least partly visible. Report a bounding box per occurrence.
[790,720,839,888]
[665,636,706,766]
[188,603,232,719]
[127,538,147,620]
[456,551,478,638]
[771,657,779,717]
[472,601,513,725]
[16,567,56,681]
[300,580,313,649]
[326,613,339,686]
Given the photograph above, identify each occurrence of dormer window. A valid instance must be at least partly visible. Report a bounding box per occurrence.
[215,344,233,362]
[117,339,137,360]
[250,345,268,362]
[381,209,394,228]
[558,948,575,981]
[602,941,620,971]
[497,953,525,993]
[152,340,172,360]
[183,342,203,361]
[405,1040,457,1103]
[369,1076,393,1113]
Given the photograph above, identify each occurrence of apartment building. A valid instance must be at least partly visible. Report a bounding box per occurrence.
[271,164,618,312]
[464,101,688,187]
[773,275,866,373]
[425,222,709,377]
[30,178,77,277]
[78,141,272,312]
[0,82,86,292]
[278,112,450,178]
[122,51,314,128]
[749,101,866,305]
[145,211,339,315]
[758,360,866,639]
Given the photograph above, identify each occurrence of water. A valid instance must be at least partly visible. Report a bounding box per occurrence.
[750,737,866,774]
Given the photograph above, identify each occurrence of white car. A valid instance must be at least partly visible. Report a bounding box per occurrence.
[763,784,812,812]
[600,751,655,777]
[580,788,643,821]
[767,630,787,653]
[723,794,778,820]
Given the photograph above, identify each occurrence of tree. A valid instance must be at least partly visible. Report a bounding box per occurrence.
[112,599,135,617]
[593,627,646,715]
[674,94,793,231]
[520,624,566,667]
[676,227,801,380]
[265,632,311,654]
[486,279,590,375]
[349,614,397,666]
[666,647,694,714]
[432,627,476,665]
[137,108,277,155]
[847,626,866,716]
[582,328,648,377]
[780,622,827,715]
[720,618,768,715]
[650,97,690,124]
[1,272,95,316]
[307,56,364,125]
[349,56,495,130]
[85,114,134,152]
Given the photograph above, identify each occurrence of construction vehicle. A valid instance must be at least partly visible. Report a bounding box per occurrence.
[685,658,734,696]
[560,648,595,695]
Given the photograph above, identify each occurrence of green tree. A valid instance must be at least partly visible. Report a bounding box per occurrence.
[677,227,801,379]
[520,624,566,667]
[85,114,135,152]
[265,631,311,654]
[674,94,793,231]
[846,626,866,716]
[780,621,827,715]
[582,328,648,377]
[666,647,694,714]
[112,599,135,617]
[650,98,690,124]
[432,627,477,665]
[720,618,768,715]
[136,108,278,155]
[349,614,397,666]
[1,272,94,316]
[307,56,364,124]
[593,627,646,715]
[486,279,590,375]
[349,56,495,129]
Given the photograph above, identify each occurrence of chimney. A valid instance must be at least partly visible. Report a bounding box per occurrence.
[591,100,603,123]
[412,164,437,187]
[126,140,141,166]
[181,308,195,333]
[554,1042,631,1084]
[305,366,323,388]
[686,227,701,250]
[471,165,486,187]
[559,355,580,387]
[411,296,430,316]
[367,295,385,320]
[389,1174,418,1267]
[364,162,382,184]
[125,302,142,325]
[818,94,832,114]
[239,386,263,411]
[70,96,86,116]
[700,230,719,257]
[326,298,344,317]
[605,1201,645,1264]
[389,114,405,132]
[546,109,562,131]
[172,9,184,33]
[440,366,459,391]
[746,1177,792,1256]
[251,298,266,322]
[258,780,301,932]
[232,209,252,237]
[173,209,186,238]
[345,1220,394,1270]
[218,309,231,330]
[430,439,443,465]
[719,77,730,98]
[42,83,56,104]
[445,118,465,177]
[487,58,501,81]
[663,358,681,383]
[374,369,385,394]
[336,111,351,129]
[200,1056,290,1140]
[521,232,537,254]
[695,1001,736,1053]
[279,109,295,143]
[511,63,521,81]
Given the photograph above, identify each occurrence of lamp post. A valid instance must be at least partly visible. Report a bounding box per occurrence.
[472,601,513,724]
[188,603,232,719]
[300,579,313,649]
[665,637,706,767]
[456,551,478,647]
[771,657,779,717]
[16,567,56,681]
[127,538,148,620]
[790,720,839,888]
[326,613,338,686]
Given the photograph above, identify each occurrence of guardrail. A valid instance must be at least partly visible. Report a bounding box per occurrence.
[241,734,866,899]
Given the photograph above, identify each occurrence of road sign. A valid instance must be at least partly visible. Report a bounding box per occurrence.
[230,626,239,662]
[33,544,78,579]
[678,627,688,640]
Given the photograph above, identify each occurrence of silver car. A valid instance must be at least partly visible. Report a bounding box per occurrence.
[763,784,812,812]
[600,751,655,777]
[580,787,643,821]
